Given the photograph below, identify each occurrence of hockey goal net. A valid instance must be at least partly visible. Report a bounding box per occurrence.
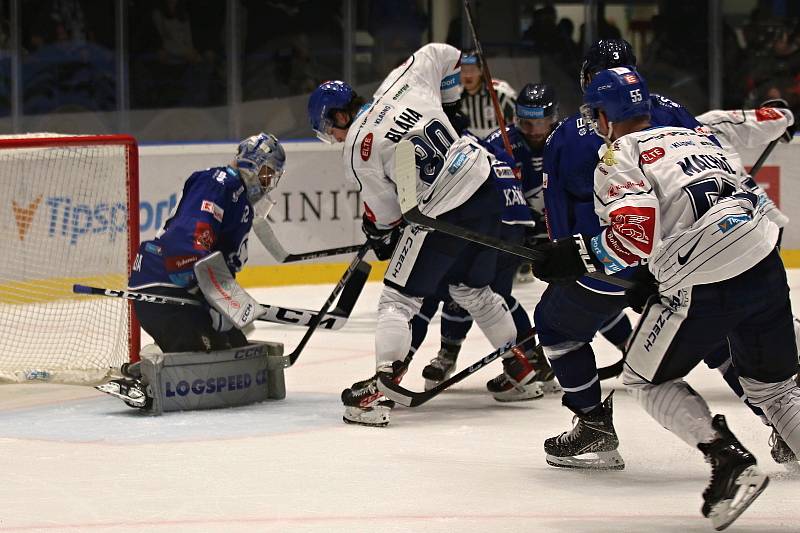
[0,134,139,384]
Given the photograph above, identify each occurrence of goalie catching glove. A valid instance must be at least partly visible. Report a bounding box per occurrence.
[362,213,402,261]
[529,234,601,285]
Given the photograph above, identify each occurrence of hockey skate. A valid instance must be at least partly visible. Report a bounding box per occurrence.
[486,345,552,401]
[421,343,460,391]
[341,361,406,427]
[768,427,800,473]
[697,415,769,531]
[526,344,561,394]
[95,378,150,409]
[544,392,624,470]
[515,262,536,283]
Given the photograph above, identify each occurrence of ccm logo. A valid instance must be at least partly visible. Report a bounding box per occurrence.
[361,133,374,161]
[640,146,665,164]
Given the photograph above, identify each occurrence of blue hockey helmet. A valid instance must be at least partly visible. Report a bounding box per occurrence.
[580,39,637,92]
[581,67,651,132]
[516,83,558,120]
[308,80,355,143]
[235,132,286,202]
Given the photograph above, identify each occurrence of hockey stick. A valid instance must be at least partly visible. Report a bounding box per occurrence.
[72,283,359,331]
[286,243,372,366]
[463,0,515,160]
[252,217,362,263]
[394,140,632,289]
[749,138,778,178]
[378,334,536,407]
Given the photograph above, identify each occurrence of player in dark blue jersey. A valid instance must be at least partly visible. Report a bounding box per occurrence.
[535,39,697,470]
[129,132,286,354]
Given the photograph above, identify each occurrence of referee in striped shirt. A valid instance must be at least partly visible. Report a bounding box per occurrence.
[459,50,517,138]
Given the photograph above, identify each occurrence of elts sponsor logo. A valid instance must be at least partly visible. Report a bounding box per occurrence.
[640,147,665,164]
[200,200,224,222]
[361,133,374,161]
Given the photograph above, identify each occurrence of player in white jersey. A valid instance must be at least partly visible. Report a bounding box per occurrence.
[307,43,537,426]
[530,66,800,530]
[696,102,800,467]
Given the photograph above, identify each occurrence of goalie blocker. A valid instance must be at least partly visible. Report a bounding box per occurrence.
[98,341,289,414]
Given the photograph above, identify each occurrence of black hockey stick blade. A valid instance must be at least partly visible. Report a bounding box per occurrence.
[287,243,372,366]
[330,260,371,317]
[378,335,534,408]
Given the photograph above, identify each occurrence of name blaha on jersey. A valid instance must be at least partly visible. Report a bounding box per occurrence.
[676,153,735,176]
[384,108,423,142]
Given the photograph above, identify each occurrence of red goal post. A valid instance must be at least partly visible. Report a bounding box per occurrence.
[0,133,140,384]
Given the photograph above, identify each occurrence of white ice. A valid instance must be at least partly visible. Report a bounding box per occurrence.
[1,272,800,532]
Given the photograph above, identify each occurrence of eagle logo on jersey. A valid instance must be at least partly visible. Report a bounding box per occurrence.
[610,206,656,254]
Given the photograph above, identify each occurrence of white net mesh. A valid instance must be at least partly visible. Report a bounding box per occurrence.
[0,134,137,384]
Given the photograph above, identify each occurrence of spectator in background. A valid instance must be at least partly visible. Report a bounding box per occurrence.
[150,0,214,106]
[746,20,800,117]
[368,0,427,74]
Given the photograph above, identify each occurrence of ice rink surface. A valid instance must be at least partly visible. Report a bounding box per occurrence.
[1,272,800,532]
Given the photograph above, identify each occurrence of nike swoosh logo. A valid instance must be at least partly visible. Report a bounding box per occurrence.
[677,235,703,265]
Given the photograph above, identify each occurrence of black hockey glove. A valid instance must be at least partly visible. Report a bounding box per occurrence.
[625,266,659,314]
[760,98,796,142]
[443,101,470,135]
[362,214,402,261]
[524,212,550,248]
[530,234,599,285]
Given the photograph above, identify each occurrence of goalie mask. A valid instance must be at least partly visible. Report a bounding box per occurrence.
[235,132,286,203]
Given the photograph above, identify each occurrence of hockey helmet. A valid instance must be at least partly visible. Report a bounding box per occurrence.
[235,132,286,202]
[308,80,355,143]
[581,67,651,132]
[460,49,481,66]
[516,83,559,120]
[580,39,637,92]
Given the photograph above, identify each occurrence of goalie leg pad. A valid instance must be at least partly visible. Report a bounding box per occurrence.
[138,341,288,415]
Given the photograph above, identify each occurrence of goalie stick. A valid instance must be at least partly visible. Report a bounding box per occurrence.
[393,140,632,290]
[286,243,372,366]
[252,216,362,263]
[72,282,362,331]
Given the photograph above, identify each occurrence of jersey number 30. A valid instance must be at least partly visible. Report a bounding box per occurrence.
[409,119,455,184]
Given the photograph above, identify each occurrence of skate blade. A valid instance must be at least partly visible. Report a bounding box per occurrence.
[708,466,769,531]
[493,382,544,402]
[343,405,391,427]
[94,382,146,408]
[545,450,625,471]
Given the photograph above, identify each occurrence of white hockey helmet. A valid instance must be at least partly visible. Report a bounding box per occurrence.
[235,132,286,202]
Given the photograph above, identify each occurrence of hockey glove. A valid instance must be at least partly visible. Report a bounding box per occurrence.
[530,235,598,285]
[362,214,402,261]
[760,98,796,142]
[443,101,470,135]
[625,266,659,314]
